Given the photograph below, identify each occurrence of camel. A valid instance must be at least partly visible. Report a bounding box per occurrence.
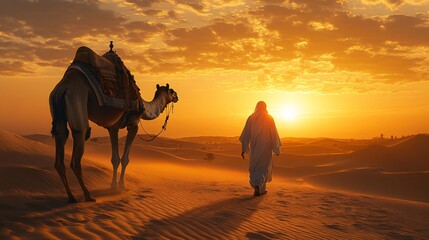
[49,68,178,203]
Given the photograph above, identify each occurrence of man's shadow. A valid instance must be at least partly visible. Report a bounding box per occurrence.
[132,195,263,239]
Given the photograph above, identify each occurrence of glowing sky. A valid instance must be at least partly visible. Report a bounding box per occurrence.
[1,0,429,138]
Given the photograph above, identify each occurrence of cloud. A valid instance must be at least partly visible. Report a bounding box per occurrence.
[121,21,166,43]
[383,15,429,46]
[333,49,422,81]
[125,0,161,8]
[143,9,164,16]
[0,0,428,94]
[247,3,429,84]
[361,0,406,9]
[0,0,168,73]
[259,0,286,4]
[354,0,429,15]
[141,21,260,72]
[175,0,205,12]
[216,59,383,94]
[0,0,126,40]
[0,60,33,75]
[0,40,35,62]
[291,0,344,9]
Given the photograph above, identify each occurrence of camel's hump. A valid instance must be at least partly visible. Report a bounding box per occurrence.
[73,46,98,65]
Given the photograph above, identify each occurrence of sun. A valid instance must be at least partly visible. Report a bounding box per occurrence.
[280,105,298,122]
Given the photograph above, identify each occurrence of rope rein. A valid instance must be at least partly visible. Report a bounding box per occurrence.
[138,102,174,142]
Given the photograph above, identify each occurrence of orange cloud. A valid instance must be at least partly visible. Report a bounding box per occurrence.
[0,0,428,93]
[0,61,32,75]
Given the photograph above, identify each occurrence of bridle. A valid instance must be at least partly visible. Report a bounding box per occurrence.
[137,102,174,142]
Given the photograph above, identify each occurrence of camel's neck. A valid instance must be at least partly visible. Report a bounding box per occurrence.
[141,92,168,120]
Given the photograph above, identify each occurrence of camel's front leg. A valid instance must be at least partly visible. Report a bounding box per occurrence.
[108,128,120,190]
[119,124,138,190]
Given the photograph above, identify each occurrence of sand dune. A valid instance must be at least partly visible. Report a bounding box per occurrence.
[343,134,429,171]
[24,134,56,146]
[1,129,429,239]
[277,135,429,202]
[306,168,429,202]
[0,130,54,168]
[0,131,111,196]
[20,132,429,202]
[20,131,429,202]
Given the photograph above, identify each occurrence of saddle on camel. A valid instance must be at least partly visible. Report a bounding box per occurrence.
[69,41,143,113]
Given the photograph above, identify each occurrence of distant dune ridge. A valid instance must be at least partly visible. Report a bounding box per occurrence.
[2,130,429,201]
[345,134,429,171]
[0,129,428,239]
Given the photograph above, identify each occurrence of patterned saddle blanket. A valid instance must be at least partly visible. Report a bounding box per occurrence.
[70,46,142,112]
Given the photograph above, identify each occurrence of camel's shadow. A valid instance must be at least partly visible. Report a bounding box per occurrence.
[1,188,261,239]
[92,187,123,197]
[32,187,121,208]
[0,187,122,222]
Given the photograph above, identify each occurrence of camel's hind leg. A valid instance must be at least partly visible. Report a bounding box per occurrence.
[108,128,120,190]
[53,122,77,203]
[65,91,95,202]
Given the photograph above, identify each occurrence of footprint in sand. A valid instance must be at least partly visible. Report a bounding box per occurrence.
[133,188,154,199]
[275,214,291,222]
[94,213,115,221]
[140,188,154,193]
[148,219,168,226]
[277,200,289,205]
[44,220,63,227]
[386,232,414,240]
[211,210,234,222]
[324,223,348,232]
[191,188,221,194]
[134,194,153,200]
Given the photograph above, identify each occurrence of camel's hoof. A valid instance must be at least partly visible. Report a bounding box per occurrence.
[111,183,118,190]
[68,196,78,204]
[84,196,96,202]
[84,193,95,202]
[119,184,127,192]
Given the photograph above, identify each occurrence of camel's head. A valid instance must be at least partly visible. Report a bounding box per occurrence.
[156,83,179,103]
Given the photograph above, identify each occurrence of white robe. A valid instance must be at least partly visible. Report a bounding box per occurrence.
[240,111,281,191]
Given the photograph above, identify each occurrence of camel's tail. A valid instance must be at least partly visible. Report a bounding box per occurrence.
[49,86,69,138]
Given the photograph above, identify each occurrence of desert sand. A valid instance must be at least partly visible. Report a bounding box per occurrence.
[1,129,429,239]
